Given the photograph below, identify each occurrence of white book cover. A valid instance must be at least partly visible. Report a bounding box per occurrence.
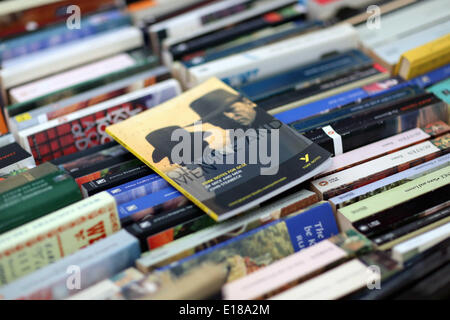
[1,26,143,89]
[185,23,358,88]
[270,259,379,300]
[8,53,137,104]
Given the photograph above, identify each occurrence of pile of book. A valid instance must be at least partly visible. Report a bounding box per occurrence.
[0,0,448,300]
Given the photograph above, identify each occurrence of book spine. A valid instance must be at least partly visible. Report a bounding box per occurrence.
[2,26,144,90]
[106,173,169,205]
[182,20,322,69]
[312,134,450,200]
[136,190,319,270]
[271,259,379,300]
[319,121,450,177]
[258,65,385,111]
[222,229,373,300]
[0,230,140,300]
[427,78,450,104]
[10,69,169,134]
[240,49,373,101]
[0,192,121,286]
[0,10,131,63]
[81,162,154,198]
[62,144,129,176]
[0,0,119,38]
[19,80,181,163]
[391,222,450,264]
[330,153,450,209]
[127,205,215,252]
[409,63,450,88]
[303,95,447,157]
[0,172,83,234]
[186,23,358,87]
[370,204,450,247]
[337,165,450,224]
[290,85,424,132]
[157,202,338,284]
[401,34,450,80]
[169,3,306,61]
[0,142,34,174]
[354,185,450,238]
[68,267,144,300]
[275,76,403,124]
[117,186,187,224]
[6,52,159,117]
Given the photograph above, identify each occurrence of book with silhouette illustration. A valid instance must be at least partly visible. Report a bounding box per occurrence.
[106,78,331,221]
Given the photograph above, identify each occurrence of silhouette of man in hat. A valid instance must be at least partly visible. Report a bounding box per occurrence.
[146,125,211,165]
[189,89,269,131]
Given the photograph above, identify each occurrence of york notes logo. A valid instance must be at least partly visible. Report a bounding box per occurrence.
[300,154,309,163]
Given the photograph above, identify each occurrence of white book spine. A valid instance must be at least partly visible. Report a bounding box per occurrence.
[270,259,379,300]
[186,23,359,88]
[311,140,442,195]
[392,222,450,264]
[1,26,143,89]
[357,0,450,49]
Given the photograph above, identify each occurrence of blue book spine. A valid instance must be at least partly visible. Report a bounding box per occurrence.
[239,49,372,101]
[158,202,338,272]
[408,64,450,89]
[275,87,369,124]
[0,10,131,62]
[275,77,408,125]
[106,173,169,205]
[291,85,424,132]
[118,186,183,219]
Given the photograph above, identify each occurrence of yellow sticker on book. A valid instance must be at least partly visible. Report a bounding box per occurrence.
[15,113,32,123]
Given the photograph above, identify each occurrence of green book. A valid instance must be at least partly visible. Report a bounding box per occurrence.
[337,165,450,227]
[0,170,82,233]
[0,162,58,194]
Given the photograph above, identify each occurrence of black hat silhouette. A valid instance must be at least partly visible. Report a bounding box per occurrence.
[189,89,243,122]
[146,126,211,164]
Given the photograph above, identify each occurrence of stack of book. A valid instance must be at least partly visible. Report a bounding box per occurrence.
[0,0,448,300]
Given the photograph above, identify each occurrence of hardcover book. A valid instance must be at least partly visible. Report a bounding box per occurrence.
[106,78,331,221]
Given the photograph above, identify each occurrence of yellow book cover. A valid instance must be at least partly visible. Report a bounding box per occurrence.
[396,34,450,79]
[106,78,332,222]
[0,192,121,286]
